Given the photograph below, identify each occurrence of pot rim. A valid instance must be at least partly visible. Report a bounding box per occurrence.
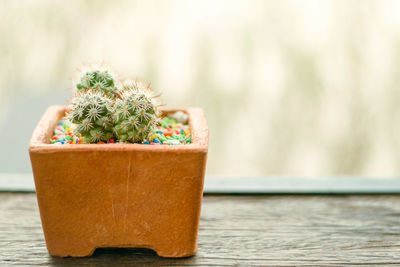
[29,106,208,153]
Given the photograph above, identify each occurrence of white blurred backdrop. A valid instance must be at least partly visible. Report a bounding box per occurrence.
[1,0,400,177]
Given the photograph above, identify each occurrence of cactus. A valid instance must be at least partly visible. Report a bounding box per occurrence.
[76,69,119,98]
[67,90,115,143]
[113,80,160,143]
[67,66,161,144]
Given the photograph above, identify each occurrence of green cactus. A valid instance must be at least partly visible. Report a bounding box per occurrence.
[76,69,118,98]
[113,80,160,143]
[67,90,115,143]
[67,67,161,144]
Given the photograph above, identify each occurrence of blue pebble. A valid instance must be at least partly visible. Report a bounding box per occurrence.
[143,141,150,144]
[180,129,184,134]
[156,131,163,135]
[153,138,161,143]
[58,121,63,126]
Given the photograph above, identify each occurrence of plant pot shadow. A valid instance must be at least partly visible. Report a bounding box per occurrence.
[48,247,196,266]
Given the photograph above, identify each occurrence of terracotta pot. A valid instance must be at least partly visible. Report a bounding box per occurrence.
[29,106,208,258]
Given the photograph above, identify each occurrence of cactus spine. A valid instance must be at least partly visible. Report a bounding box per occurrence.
[113,80,159,143]
[76,69,119,98]
[67,90,115,143]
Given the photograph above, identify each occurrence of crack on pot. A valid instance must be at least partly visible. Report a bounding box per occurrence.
[111,196,117,227]
[123,152,132,232]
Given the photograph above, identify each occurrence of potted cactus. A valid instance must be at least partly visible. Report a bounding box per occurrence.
[29,66,209,258]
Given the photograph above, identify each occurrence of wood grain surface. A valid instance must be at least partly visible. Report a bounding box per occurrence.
[1,193,400,266]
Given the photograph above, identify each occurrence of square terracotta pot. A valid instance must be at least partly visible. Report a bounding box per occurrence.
[29,105,208,258]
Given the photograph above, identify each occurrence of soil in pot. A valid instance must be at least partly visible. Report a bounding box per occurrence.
[51,111,192,145]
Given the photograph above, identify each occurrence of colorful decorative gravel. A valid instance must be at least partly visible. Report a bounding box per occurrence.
[50,112,191,145]
[51,120,81,145]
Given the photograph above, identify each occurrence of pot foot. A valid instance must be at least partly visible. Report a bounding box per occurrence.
[48,246,96,258]
[153,247,197,258]
[48,245,196,258]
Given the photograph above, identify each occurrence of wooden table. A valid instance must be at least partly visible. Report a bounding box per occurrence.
[1,193,400,266]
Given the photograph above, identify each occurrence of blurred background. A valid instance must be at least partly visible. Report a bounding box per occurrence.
[1,0,400,177]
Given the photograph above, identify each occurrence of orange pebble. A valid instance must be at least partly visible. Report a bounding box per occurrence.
[164,130,173,137]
